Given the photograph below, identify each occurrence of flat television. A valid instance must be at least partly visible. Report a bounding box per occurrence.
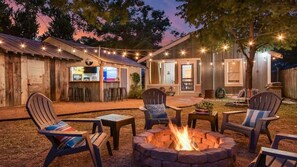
[84,67,97,73]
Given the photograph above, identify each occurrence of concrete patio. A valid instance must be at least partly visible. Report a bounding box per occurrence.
[0,95,202,121]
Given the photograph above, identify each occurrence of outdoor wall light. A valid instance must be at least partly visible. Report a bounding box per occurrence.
[85,58,93,66]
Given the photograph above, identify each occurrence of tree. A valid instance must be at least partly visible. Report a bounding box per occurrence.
[177,0,297,89]
[81,4,170,50]
[40,8,75,40]
[0,0,12,33]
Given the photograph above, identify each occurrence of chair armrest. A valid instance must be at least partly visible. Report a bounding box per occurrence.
[139,106,147,111]
[62,118,101,123]
[166,105,182,111]
[258,116,279,122]
[223,110,246,115]
[38,129,88,137]
[271,133,297,149]
[261,147,297,161]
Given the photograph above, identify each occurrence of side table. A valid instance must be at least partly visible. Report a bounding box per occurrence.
[93,114,136,150]
[187,111,219,132]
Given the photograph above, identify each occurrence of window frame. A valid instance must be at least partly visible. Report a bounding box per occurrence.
[224,58,244,87]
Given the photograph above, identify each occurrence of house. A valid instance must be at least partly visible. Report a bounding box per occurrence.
[0,33,144,107]
[138,33,282,96]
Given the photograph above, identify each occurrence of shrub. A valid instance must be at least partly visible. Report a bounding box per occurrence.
[128,72,143,99]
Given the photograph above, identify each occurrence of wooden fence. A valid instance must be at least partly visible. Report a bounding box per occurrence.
[280,67,297,99]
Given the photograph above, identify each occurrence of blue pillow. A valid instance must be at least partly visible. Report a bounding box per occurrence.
[242,109,271,129]
[146,104,168,119]
[46,121,83,148]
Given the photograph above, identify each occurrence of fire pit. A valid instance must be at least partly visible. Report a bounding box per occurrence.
[133,127,237,166]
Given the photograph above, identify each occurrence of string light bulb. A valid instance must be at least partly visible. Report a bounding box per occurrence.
[210,62,213,66]
[84,49,88,53]
[72,49,76,53]
[20,43,26,48]
[57,48,62,52]
[107,51,111,55]
[41,46,46,51]
[222,62,224,65]
[277,34,284,41]
[113,51,116,54]
[0,40,3,44]
[199,62,202,66]
[248,41,254,46]
[136,52,140,56]
[200,48,206,53]
[272,57,276,60]
[149,53,152,57]
[135,56,139,60]
[222,44,229,50]
[103,50,107,53]
[94,49,98,53]
[181,50,186,55]
[149,58,152,61]
[164,51,169,56]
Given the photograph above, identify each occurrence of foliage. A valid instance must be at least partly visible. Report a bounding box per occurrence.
[40,8,75,40]
[80,4,171,50]
[177,0,297,89]
[0,0,12,33]
[129,72,142,99]
[195,101,214,111]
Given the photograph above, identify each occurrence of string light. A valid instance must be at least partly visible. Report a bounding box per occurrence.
[113,51,116,54]
[0,40,3,44]
[103,50,107,53]
[107,51,111,55]
[222,44,229,50]
[94,49,98,53]
[199,62,202,66]
[122,51,127,57]
[41,46,46,51]
[136,52,140,56]
[135,56,139,60]
[210,62,213,66]
[164,51,169,56]
[200,48,206,53]
[181,50,186,55]
[248,41,254,46]
[149,53,152,57]
[20,43,26,48]
[149,58,152,61]
[272,57,276,60]
[72,49,76,53]
[57,48,62,52]
[277,34,284,41]
[84,49,88,53]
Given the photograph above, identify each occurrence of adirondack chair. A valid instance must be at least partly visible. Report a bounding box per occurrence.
[139,88,182,130]
[221,92,283,152]
[26,92,112,167]
[249,133,297,167]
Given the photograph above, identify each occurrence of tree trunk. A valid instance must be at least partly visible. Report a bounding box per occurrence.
[246,49,255,90]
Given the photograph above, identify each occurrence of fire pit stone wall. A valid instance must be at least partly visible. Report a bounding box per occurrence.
[133,128,237,167]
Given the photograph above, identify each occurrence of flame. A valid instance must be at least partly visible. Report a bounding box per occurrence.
[168,122,199,151]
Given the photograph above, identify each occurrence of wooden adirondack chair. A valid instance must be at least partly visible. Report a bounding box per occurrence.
[249,133,297,167]
[26,92,112,167]
[139,88,182,130]
[221,92,283,152]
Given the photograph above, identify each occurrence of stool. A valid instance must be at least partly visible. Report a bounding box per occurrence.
[104,89,111,102]
[85,88,91,102]
[119,87,127,100]
[68,87,74,101]
[109,87,120,102]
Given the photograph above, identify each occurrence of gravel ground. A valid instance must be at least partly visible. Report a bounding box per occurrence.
[0,101,296,167]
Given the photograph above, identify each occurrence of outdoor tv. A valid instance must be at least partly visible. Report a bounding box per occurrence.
[84,67,97,73]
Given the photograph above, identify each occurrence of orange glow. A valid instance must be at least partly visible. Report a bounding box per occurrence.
[168,122,199,151]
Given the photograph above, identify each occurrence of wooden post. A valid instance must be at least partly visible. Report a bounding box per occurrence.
[99,62,104,102]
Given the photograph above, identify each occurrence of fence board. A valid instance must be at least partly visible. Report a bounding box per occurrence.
[280,67,297,99]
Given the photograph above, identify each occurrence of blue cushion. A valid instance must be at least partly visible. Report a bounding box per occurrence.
[242,109,270,129]
[46,121,83,148]
[146,104,168,119]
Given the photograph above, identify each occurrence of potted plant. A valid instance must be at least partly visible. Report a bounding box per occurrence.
[194,101,214,114]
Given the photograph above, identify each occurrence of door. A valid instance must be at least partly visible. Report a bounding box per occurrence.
[27,59,45,95]
[120,68,127,88]
[181,64,194,91]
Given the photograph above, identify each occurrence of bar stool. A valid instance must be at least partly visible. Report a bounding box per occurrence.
[119,87,127,100]
[104,89,111,102]
[109,87,120,102]
[68,87,74,101]
[85,88,91,102]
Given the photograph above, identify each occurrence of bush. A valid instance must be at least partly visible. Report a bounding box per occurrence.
[128,72,143,99]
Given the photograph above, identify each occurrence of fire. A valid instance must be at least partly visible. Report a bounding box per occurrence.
[168,122,199,151]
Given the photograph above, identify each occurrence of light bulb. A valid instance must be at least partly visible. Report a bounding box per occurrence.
[113,51,116,54]
[94,49,98,53]
[57,48,62,52]
[210,62,213,66]
[84,49,88,53]
[164,52,169,56]
[222,44,229,50]
[41,46,46,51]
[277,34,284,41]
[248,41,254,46]
[149,58,152,61]
[72,49,76,53]
[103,50,106,53]
[181,50,186,55]
[136,52,140,56]
[149,53,152,57]
[200,48,206,53]
[20,43,26,48]
[222,62,224,65]
[0,40,3,44]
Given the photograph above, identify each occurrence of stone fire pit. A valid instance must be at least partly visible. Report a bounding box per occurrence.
[133,128,237,167]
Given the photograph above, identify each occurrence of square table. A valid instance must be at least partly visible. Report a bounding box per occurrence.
[93,114,136,150]
[187,111,219,132]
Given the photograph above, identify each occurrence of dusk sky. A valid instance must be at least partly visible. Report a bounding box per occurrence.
[7,0,196,46]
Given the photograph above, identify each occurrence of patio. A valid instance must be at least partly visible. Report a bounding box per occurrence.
[0,100,296,166]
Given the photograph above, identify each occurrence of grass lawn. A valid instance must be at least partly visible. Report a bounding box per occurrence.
[0,101,296,167]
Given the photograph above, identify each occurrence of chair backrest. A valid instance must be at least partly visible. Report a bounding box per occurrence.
[249,91,283,117]
[142,88,167,106]
[26,92,60,130]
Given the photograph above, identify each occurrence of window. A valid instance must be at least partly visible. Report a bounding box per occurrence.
[70,67,99,81]
[104,67,118,81]
[224,59,243,86]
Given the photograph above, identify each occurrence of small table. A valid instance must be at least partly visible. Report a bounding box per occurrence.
[93,114,136,150]
[187,111,219,132]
